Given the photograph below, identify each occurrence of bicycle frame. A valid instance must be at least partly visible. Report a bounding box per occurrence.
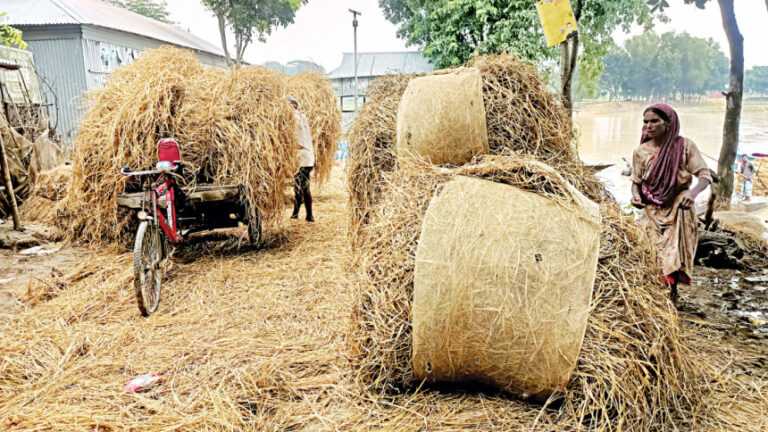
[121,167,182,243]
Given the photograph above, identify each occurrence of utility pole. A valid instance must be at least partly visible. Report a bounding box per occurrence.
[349,9,361,112]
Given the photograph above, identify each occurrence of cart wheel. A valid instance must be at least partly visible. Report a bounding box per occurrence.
[133,221,163,316]
[246,201,262,248]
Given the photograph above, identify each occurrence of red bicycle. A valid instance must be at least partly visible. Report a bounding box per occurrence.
[119,139,261,316]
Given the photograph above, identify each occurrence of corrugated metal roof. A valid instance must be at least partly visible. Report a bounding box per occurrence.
[4,0,225,57]
[329,52,434,79]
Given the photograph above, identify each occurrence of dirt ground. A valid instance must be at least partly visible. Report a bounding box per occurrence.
[0,165,766,430]
[0,242,84,318]
[684,267,768,367]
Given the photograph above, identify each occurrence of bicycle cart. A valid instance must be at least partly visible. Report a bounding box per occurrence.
[117,139,261,316]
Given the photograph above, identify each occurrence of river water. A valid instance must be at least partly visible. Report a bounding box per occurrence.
[574,100,768,204]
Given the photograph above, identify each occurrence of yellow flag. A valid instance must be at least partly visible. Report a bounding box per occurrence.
[536,0,579,47]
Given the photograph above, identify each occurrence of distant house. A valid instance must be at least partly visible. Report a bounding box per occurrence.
[263,60,325,76]
[329,51,433,125]
[5,0,229,149]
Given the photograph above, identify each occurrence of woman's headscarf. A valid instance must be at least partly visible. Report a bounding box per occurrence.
[640,103,685,206]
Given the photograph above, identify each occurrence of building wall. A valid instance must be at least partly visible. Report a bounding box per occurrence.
[20,25,88,149]
[81,25,228,90]
[18,25,229,150]
[332,76,373,129]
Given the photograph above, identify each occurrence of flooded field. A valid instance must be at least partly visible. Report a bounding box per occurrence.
[575,100,768,165]
[575,100,768,205]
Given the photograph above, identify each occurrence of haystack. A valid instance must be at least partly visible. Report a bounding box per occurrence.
[58,47,204,243]
[347,74,415,243]
[286,72,343,186]
[347,54,605,241]
[350,154,768,430]
[347,52,767,430]
[175,65,298,223]
[412,170,600,400]
[55,47,342,244]
[19,164,71,226]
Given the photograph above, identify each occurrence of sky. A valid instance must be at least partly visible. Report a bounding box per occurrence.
[165,0,768,71]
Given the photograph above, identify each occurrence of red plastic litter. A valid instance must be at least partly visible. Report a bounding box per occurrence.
[124,374,162,392]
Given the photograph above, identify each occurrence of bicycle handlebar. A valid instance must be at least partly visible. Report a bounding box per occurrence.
[120,167,167,177]
[120,161,184,178]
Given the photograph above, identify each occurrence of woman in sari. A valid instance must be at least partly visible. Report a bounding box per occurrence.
[630,104,712,303]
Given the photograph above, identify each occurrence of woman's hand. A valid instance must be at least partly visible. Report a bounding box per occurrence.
[630,195,645,209]
[679,191,696,209]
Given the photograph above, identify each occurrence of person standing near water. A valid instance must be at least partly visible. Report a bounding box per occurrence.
[288,96,315,222]
[630,104,712,304]
[737,154,755,201]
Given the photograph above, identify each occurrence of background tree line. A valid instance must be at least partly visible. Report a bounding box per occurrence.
[599,31,768,101]
[599,32,728,102]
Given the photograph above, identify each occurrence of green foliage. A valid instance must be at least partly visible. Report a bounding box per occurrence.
[378,0,653,92]
[746,66,768,96]
[599,32,728,100]
[104,0,173,24]
[647,0,708,12]
[0,12,27,49]
[203,0,306,64]
[203,0,305,44]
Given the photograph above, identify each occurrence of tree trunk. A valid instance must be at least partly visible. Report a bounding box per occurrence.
[715,0,744,202]
[216,14,234,66]
[0,135,21,230]
[560,34,579,115]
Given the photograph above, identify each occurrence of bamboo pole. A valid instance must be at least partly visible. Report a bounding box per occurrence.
[0,132,21,230]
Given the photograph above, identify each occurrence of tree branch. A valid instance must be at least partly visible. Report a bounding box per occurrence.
[217,14,233,66]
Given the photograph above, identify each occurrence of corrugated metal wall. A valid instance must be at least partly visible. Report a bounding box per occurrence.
[82,39,143,89]
[26,37,87,150]
[22,24,229,150]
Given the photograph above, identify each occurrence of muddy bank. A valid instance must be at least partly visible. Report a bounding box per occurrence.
[684,266,768,365]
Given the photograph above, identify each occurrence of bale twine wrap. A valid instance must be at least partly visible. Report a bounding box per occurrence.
[412,172,600,401]
[396,68,489,165]
[55,46,339,244]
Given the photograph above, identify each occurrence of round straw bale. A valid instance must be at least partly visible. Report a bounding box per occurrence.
[412,175,600,401]
[347,54,607,243]
[396,68,489,165]
[350,154,718,430]
[286,72,343,187]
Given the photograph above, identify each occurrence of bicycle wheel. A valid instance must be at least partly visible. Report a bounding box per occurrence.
[133,220,163,316]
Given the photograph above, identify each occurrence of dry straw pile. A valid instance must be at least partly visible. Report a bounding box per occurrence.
[348,53,768,430]
[347,54,604,242]
[55,46,340,244]
[19,165,72,226]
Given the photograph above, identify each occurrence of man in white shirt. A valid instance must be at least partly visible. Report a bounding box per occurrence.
[289,96,315,222]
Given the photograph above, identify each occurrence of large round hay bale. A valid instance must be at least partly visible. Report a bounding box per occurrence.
[412,175,600,400]
[396,68,489,165]
[348,154,734,430]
